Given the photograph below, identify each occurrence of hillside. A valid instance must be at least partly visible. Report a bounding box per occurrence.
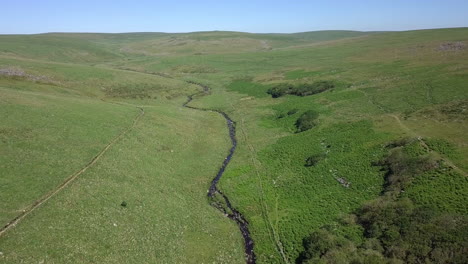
[0,29,467,263]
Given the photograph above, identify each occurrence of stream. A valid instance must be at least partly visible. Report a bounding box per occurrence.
[183,81,256,264]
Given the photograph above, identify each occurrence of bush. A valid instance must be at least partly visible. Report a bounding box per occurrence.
[305,154,324,167]
[377,146,439,194]
[385,137,416,148]
[295,110,319,132]
[267,81,334,98]
[294,81,335,96]
[296,140,468,264]
[267,83,294,98]
[298,229,337,261]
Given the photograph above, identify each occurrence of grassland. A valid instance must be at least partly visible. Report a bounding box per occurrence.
[0,56,244,263]
[0,28,467,263]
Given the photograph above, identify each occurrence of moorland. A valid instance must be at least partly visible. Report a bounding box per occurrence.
[0,28,467,263]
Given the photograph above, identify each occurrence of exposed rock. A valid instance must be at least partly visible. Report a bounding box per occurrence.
[0,67,50,82]
[336,177,351,188]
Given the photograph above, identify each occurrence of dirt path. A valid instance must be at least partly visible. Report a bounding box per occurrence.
[0,107,144,237]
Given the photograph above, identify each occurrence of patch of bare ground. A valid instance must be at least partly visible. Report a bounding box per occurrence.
[0,67,53,83]
[437,41,466,51]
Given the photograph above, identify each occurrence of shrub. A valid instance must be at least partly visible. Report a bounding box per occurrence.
[267,81,334,98]
[378,147,439,194]
[294,81,335,96]
[267,83,294,98]
[296,140,467,264]
[295,110,319,132]
[385,137,415,148]
[298,229,337,261]
[305,154,324,167]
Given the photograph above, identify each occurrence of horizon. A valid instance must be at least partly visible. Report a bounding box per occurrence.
[1,1,468,34]
[2,26,468,36]
[1,3,467,264]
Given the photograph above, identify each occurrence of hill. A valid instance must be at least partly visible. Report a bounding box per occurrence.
[0,29,467,263]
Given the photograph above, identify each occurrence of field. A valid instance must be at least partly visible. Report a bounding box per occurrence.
[0,29,467,263]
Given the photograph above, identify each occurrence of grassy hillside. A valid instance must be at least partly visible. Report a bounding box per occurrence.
[0,34,121,63]
[117,30,375,55]
[0,29,467,263]
[0,53,244,263]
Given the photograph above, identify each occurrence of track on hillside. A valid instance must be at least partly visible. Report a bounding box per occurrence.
[0,107,144,237]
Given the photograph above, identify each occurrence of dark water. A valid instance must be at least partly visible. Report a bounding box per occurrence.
[184,81,256,264]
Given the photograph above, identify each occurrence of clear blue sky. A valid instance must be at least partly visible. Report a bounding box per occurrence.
[1,0,467,34]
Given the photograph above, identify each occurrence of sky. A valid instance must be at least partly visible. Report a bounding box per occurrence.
[1,0,467,34]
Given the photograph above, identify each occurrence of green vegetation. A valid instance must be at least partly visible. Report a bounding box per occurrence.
[1,28,467,263]
[104,83,162,99]
[287,109,298,116]
[304,154,325,167]
[297,141,467,264]
[227,79,270,98]
[267,81,334,98]
[424,137,461,160]
[0,55,243,263]
[284,70,320,80]
[295,110,319,132]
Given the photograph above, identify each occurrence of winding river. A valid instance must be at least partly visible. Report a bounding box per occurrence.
[183,81,256,264]
[114,68,257,263]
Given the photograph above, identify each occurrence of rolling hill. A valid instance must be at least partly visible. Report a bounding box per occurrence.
[0,29,467,263]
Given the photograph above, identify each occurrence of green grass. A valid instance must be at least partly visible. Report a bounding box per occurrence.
[0,34,120,63]
[0,103,244,263]
[226,80,270,98]
[0,54,242,262]
[404,168,467,214]
[0,28,467,263]
[0,87,137,225]
[284,69,321,80]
